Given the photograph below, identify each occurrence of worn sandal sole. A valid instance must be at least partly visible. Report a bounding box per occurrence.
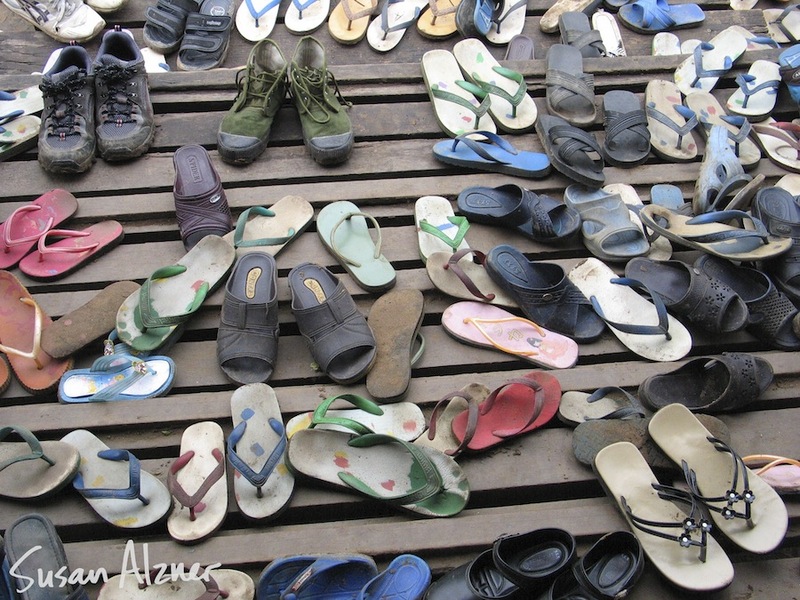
[0,434,79,500]
[99,569,255,599]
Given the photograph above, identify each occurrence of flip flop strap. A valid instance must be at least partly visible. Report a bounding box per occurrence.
[681,437,754,525]
[646,102,697,148]
[771,4,800,43]
[0,425,55,471]
[328,211,383,267]
[479,377,545,438]
[227,417,286,492]
[309,393,382,435]
[0,109,24,126]
[492,0,526,32]
[734,74,779,109]
[430,82,491,118]
[244,0,279,21]
[690,42,733,87]
[548,125,604,172]
[462,315,544,358]
[447,130,519,164]
[233,206,295,248]
[714,115,751,149]
[444,248,496,301]
[81,358,156,401]
[621,485,710,563]
[342,0,376,22]
[585,386,646,420]
[342,433,445,504]
[0,296,46,369]
[590,277,673,340]
[34,228,98,258]
[546,70,595,110]
[293,0,318,13]
[2,204,53,250]
[426,389,480,456]
[380,0,421,37]
[167,448,226,516]
[137,265,209,328]
[429,0,457,19]
[419,215,470,251]
[684,209,769,243]
[471,66,527,107]
[73,449,150,504]
[138,572,224,599]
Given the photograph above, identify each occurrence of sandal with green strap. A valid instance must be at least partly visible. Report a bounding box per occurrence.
[414,195,470,262]
[223,195,314,257]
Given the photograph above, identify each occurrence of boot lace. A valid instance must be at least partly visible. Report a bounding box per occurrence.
[39,69,87,140]
[95,63,139,126]
[234,67,280,112]
[290,66,350,125]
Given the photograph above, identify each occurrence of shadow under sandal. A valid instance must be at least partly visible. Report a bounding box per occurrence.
[177,0,234,71]
[638,352,774,413]
[217,252,279,384]
[288,263,376,384]
[173,144,234,250]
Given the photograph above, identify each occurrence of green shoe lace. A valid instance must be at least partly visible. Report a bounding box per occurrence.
[233,65,284,115]
[290,65,351,125]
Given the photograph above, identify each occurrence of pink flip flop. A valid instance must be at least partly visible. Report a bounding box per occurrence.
[441,301,578,369]
[451,371,562,452]
[0,189,78,269]
[18,221,124,281]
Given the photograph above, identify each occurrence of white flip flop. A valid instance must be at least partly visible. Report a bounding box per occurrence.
[98,569,254,599]
[367,0,427,52]
[674,27,748,95]
[726,59,780,120]
[285,0,331,33]
[235,0,281,41]
[414,195,470,262]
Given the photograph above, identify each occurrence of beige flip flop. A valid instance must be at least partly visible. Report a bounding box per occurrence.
[328,0,378,43]
[416,0,461,38]
[594,441,734,592]
[0,426,79,500]
[649,403,789,554]
[764,5,800,44]
[98,569,254,599]
[540,0,598,33]
[726,60,780,120]
[426,249,518,307]
[223,195,314,257]
[414,195,471,261]
[645,79,698,162]
[167,421,228,544]
[414,383,488,457]
[228,384,294,522]
[568,258,692,362]
[673,27,747,96]
[558,386,645,427]
[751,118,800,174]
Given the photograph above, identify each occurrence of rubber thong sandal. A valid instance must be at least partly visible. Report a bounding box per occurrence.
[99,569,254,599]
[116,235,236,352]
[235,0,280,41]
[441,301,579,369]
[367,0,428,52]
[649,403,789,554]
[317,201,396,292]
[684,91,761,171]
[593,442,734,592]
[558,386,646,427]
[692,125,752,215]
[416,0,460,39]
[568,257,692,362]
[0,188,78,270]
[285,0,331,33]
[432,131,550,178]
[726,60,780,120]
[425,249,519,307]
[167,421,228,543]
[545,43,597,127]
[176,0,234,71]
[674,28,747,95]
[286,394,426,440]
[764,4,800,44]
[0,271,72,395]
[485,0,527,45]
[18,220,124,281]
[421,49,495,137]
[223,196,313,257]
[0,425,80,500]
[450,372,561,452]
[453,38,537,133]
[751,118,800,173]
[414,382,488,457]
[61,429,172,528]
[286,424,470,517]
[535,114,605,187]
[414,195,470,261]
[329,0,379,44]
[644,79,698,162]
[742,455,800,495]
[457,184,580,243]
[228,383,294,521]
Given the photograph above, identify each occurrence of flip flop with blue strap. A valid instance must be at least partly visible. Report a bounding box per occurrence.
[257,555,378,600]
[674,27,747,96]
[235,0,280,40]
[285,0,330,33]
[60,429,172,529]
[618,0,704,34]
[432,131,550,178]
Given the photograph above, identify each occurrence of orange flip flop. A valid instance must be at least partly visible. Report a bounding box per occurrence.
[451,371,561,452]
[0,271,72,394]
[0,189,78,269]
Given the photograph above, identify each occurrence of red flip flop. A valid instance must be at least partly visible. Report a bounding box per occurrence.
[18,221,124,281]
[0,271,72,395]
[0,189,78,269]
[451,371,562,452]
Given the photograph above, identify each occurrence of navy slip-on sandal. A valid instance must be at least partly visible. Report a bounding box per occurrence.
[359,554,431,600]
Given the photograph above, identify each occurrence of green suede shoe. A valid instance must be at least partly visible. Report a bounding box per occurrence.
[289,36,354,166]
[217,38,287,165]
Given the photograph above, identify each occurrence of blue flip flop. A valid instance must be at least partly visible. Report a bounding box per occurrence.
[258,555,378,600]
[359,555,431,600]
[432,131,550,178]
[618,0,704,33]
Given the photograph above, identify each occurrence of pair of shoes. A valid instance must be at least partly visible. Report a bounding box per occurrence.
[421,38,536,137]
[217,36,354,166]
[0,0,105,43]
[258,553,430,599]
[594,404,788,592]
[38,28,154,174]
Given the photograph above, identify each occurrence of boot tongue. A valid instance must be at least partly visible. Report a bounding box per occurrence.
[97,54,130,68]
[47,65,84,84]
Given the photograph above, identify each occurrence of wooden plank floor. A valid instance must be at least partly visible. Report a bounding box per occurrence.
[0,0,798,597]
